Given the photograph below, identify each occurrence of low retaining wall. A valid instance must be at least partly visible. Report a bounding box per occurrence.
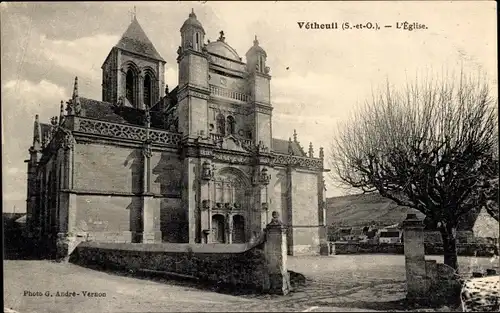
[70,241,269,291]
[332,242,498,256]
[70,221,292,295]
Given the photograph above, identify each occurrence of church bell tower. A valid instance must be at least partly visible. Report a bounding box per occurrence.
[246,36,272,149]
[176,9,210,139]
[101,14,166,109]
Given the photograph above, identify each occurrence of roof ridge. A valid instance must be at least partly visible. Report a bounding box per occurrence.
[80,97,114,105]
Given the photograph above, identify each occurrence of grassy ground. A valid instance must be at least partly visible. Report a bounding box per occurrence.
[3,255,497,313]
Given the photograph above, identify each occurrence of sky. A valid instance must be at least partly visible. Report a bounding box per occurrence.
[1,1,497,212]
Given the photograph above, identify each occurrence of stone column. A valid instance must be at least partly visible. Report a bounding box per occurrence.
[56,133,79,260]
[138,73,144,110]
[142,141,160,243]
[116,50,122,102]
[318,174,329,256]
[182,156,198,244]
[265,211,291,295]
[261,187,269,227]
[285,166,294,255]
[226,212,233,244]
[403,213,429,302]
[200,161,213,243]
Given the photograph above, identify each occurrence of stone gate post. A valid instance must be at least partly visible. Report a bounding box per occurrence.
[265,211,291,295]
[403,213,430,302]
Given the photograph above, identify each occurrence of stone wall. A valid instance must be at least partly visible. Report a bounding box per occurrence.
[289,170,323,255]
[74,143,143,193]
[332,242,498,256]
[70,241,269,291]
[71,143,184,243]
[69,222,292,294]
[150,152,182,197]
[291,227,321,255]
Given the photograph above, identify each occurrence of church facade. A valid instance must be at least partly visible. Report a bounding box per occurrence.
[25,10,327,257]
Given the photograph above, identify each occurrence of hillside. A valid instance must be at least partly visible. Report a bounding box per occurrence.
[326,192,425,228]
[326,192,482,230]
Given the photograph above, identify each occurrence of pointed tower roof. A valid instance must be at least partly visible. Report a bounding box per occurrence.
[115,17,165,62]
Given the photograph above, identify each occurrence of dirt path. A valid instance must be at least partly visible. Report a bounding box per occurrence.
[4,255,494,312]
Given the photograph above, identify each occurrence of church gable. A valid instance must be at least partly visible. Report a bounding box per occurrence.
[220,135,248,153]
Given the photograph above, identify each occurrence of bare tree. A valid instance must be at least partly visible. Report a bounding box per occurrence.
[482,165,499,221]
[329,71,498,271]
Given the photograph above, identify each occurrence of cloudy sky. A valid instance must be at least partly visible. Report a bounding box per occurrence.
[1,1,497,212]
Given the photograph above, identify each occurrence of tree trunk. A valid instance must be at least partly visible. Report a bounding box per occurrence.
[440,224,459,271]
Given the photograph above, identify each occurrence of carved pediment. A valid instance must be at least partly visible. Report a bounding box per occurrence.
[221,135,247,152]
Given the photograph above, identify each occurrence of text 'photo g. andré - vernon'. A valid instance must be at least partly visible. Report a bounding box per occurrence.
[2,1,498,313]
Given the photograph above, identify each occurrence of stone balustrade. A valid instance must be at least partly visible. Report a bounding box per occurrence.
[210,85,248,102]
[75,117,182,147]
[209,54,246,72]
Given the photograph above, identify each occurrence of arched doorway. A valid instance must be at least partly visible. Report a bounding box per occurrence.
[212,214,225,243]
[232,214,245,243]
[212,168,250,243]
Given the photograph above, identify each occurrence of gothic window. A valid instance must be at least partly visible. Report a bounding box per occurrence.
[216,113,226,136]
[226,115,236,135]
[143,74,152,108]
[126,69,137,107]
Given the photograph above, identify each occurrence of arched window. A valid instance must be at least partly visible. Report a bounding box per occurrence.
[195,33,200,51]
[216,113,226,136]
[259,56,264,73]
[226,115,236,135]
[143,74,152,108]
[126,69,137,107]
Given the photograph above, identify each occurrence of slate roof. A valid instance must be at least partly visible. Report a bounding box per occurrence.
[73,97,308,155]
[271,138,306,156]
[81,98,128,123]
[115,17,165,62]
[79,97,169,129]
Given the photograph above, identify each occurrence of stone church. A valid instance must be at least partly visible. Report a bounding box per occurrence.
[25,10,327,257]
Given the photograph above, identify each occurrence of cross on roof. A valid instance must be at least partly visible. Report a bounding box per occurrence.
[129,6,137,21]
